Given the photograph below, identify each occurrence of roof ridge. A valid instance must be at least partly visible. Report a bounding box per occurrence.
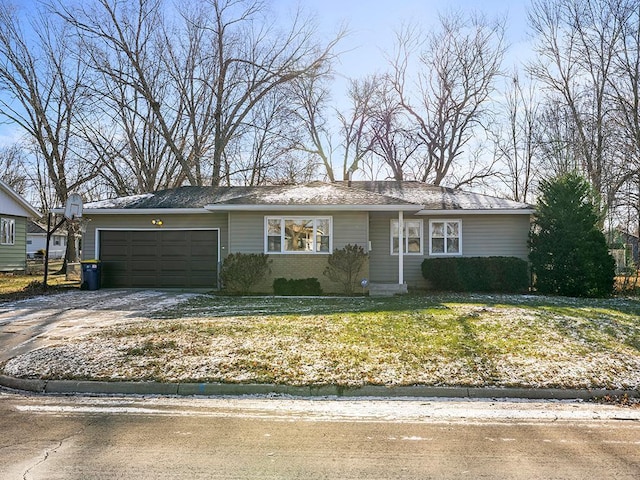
[324,181,419,205]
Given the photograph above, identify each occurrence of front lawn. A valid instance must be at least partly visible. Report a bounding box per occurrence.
[5,294,640,390]
[0,268,79,301]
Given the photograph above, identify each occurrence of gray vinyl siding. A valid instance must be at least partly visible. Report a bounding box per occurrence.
[0,215,27,271]
[368,212,531,288]
[459,215,531,259]
[228,211,369,254]
[83,213,227,260]
[368,212,426,287]
[332,212,369,249]
[228,212,263,253]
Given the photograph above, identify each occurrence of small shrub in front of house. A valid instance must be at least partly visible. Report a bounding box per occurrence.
[220,253,271,294]
[273,277,323,296]
[323,244,368,295]
[421,257,529,293]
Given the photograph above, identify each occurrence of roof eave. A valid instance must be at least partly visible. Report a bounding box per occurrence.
[416,208,535,216]
[0,179,41,218]
[53,208,210,215]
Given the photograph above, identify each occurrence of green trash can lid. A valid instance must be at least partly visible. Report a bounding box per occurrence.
[81,259,101,264]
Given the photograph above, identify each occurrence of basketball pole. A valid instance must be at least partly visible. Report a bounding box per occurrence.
[43,212,68,290]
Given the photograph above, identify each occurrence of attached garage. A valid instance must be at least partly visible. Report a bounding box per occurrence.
[99,229,219,288]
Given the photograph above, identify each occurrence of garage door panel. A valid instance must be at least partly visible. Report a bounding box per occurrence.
[130,247,159,257]
[160,231,188,241]
[190,259,216,269]
[161,245,187,256]
[130,276,160,287]
[159,264,187,275]
[99,230,218,288]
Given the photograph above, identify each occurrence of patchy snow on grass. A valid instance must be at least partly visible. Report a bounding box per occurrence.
[3,294,640,390]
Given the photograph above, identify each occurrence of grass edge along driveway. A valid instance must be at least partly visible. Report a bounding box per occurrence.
[3,294,640,390]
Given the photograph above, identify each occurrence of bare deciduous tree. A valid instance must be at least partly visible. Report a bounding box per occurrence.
[528,0,626,213]
[609,0,640,232]
[289,67,336,181]
[0,3,100,265]
[367,78,419,181]
[58,0,341,188]
[492,72,539,203]
[57,0,203,189]
[389,12,506,186]
[0,144,28,194]
[194,0,342,185]
[338,76,378,180]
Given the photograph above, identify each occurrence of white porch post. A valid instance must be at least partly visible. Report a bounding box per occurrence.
[398,210,404,285]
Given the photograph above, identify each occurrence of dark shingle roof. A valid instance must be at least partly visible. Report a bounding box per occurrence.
[343,181,533,211]
[27,221,47,234]
[82,181,532,212]
[209,182,416,207]
[84,186,251,209]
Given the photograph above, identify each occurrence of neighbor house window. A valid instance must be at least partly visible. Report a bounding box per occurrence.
[429,220,461,255]
[265,217,332,253]
[1,218,15,245]
[391,219,423,255]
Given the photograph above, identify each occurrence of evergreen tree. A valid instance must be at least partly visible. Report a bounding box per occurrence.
[529,172,615,297]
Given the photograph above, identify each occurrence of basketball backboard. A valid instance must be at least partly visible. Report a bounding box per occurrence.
[64,193,83,220]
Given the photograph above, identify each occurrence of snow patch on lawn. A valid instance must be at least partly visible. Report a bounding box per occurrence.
[3,293,640,390]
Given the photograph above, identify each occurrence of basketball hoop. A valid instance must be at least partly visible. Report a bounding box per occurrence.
[43,193,86,289]
[64,193,83,220]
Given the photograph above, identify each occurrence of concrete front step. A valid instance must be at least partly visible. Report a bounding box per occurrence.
[368,283,408,297]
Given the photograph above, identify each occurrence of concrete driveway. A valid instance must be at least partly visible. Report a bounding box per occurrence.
[0,290,201,363]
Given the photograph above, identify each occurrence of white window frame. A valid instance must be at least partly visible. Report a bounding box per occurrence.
[1,217,15,245]
[429,219,462,256]
[264,216,333,254]
[390,219,423,255]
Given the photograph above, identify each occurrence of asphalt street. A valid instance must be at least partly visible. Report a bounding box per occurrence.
[1,389,639,480]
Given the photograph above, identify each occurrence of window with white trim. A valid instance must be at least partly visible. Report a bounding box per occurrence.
[265,217,332,253]
[391,219,423,255]
[429,220,461,255]
[1,217,15,245]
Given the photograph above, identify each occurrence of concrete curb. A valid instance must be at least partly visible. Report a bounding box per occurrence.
[1,374,637,400]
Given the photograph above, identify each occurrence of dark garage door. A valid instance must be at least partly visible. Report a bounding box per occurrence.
[99,230,219,288]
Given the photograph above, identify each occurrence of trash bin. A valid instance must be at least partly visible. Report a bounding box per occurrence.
[81,260,102,290]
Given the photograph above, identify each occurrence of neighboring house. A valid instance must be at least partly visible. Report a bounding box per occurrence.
[74,181,534,292]
[26,221,69,259]
[0,179,41,272]
[610,228,639,268]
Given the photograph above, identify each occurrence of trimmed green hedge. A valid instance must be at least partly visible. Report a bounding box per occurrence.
[421,257,529,293]
[273,277,323,296]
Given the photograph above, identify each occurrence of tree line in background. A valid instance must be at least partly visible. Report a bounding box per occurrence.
[0,0,639,243]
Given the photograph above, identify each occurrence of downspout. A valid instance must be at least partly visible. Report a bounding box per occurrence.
[398,210,404,285]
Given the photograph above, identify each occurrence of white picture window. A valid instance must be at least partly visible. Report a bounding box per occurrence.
[391,219,423,255]
[429,220,461,255]
[1,217,15,245]
[265,217,332,254]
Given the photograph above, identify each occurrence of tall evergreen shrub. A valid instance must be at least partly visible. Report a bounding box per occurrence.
[528,172,615,297]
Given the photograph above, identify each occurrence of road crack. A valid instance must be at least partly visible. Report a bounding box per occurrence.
[21,427,86,480]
